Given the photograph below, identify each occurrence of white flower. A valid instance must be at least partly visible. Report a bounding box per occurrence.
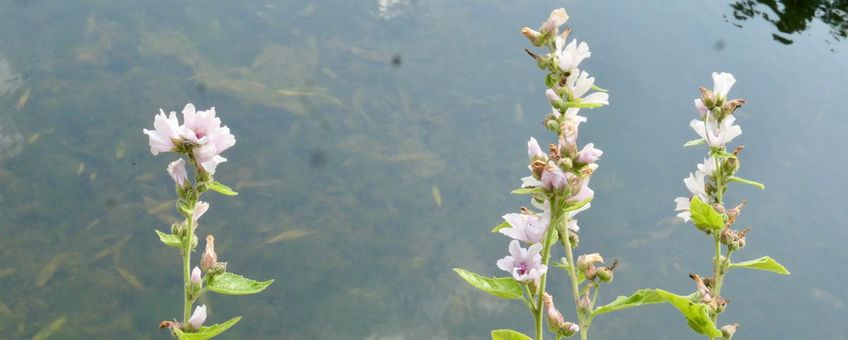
[142,110,181,155]
[712,72,736,100]
[167,158,188,187]
[555,38,590,72]
[540,8,569,35]
[188,304,207,330]
[675,171,710,222]
[576,143,602,164]
[696,157,718,177]
[528,137,545,159]
[500,201,551,244]
[521,176,542,188]
[497,240,548,282]
[564,70,608,107]
[689,115,742,147]
[192,201,209,223]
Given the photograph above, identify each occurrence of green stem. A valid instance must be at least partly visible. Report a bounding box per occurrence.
[535,198,561,340]
[182,217,194,324]
[558,213,586,340]
[709,151,726,339]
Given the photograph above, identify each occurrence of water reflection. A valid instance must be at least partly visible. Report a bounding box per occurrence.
[728,0,848,44]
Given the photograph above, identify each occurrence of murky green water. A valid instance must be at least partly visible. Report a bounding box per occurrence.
[0,0,845,339]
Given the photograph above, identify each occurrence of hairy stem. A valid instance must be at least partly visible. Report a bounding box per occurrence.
[535,197,561,340]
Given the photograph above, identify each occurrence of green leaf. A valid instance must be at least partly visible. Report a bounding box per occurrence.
[491,221,510,233]
[590,84,608,92]
[552,258,585,284]
[208,181,238,196]
[683,138,706,147]
[689,196,724,232]
[729,256,790,275]
[728,176,766,190]
[564,101,604,109]
[563,197,592,212]
[207,272,274,295]
[710,149,737,159]
[491,329,533,340]
[453,268,523,300]
[174,316,241,339]
[155,230,182,248]
[592,289,721,337]
[511,187,542,195]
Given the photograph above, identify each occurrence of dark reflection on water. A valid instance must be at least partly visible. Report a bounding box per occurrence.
[728,0,848,45]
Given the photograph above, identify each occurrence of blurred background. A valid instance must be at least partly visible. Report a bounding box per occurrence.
[0,0,845,339]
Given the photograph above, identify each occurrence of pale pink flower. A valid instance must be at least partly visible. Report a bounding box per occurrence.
[500,200,551,244]
[576,143,603,164]
[527,137,545,159]
[188,304,207,330]
[567,178,594,203]
[546,88,560,103]
[142,110,181,155]
[689,115,742,147]
[541,166,569,191]
[179,104,236,174]
[167,158,188,187]
[193,201,209,223]
[694,98,709,118]
[497,240,547,282]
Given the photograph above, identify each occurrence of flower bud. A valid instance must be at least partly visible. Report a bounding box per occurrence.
[543,293,566,330]
[192,201,210,225]
[190,266,202,288]
[540,8,569,36]
[721,322,739,339]
[187,304,207,330]
[568,230,579,247]
[211,261,228,275]
[545,114,561,133]
[521,27,545,46]
[200,234,217,272]
[596,267,613,283]
[167,158,190,195]
[561,322,579,337]
[578,291,591,313]
[558,157,573,171]
[699,87,716,108]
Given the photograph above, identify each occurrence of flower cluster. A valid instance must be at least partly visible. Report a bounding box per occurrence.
[143,103,236,175]
[674,73,745,223]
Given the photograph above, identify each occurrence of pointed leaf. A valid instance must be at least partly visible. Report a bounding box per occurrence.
[683,138,706,147]
[174,316,241,339]
[155,230,182,248]
[710,149,737,159]
[491,329,533,340]
[564,101,604,109]
[689,196,724,231]
[491,221,510,233]
[511,187,543,195]
[592,289,721,337]
[729,256,790,275]
[208,181,238,196]
[453,268,523,300]
[207,272,274,295]
[728,176,765,190]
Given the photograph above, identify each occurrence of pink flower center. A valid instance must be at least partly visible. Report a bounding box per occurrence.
[516,262,529,276]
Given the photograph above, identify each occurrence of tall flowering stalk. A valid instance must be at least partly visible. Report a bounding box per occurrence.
[455,9,638,340]
[144,104,273,339]
[671,74,789,339]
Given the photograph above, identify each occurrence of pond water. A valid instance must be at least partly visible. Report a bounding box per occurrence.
[0,0,845,339]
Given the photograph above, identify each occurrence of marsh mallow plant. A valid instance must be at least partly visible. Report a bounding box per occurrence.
[453,8,790,340]
[671,73,790,339]
[144,104,273,339]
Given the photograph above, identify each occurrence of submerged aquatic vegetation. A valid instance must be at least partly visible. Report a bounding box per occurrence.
[144,103,273,339]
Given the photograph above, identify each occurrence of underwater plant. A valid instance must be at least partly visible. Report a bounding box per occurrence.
[143,104,273,339]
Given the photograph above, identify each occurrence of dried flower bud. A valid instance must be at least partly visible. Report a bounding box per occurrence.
[721,99,746,116]
[578,291,591,313]
[521,27,545,46]
[540,8,569,36]
[699,87,716,108]
[200,234,217,272]
[577,253,604,271]
[543,293,567,330]
[721,322,739,339]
